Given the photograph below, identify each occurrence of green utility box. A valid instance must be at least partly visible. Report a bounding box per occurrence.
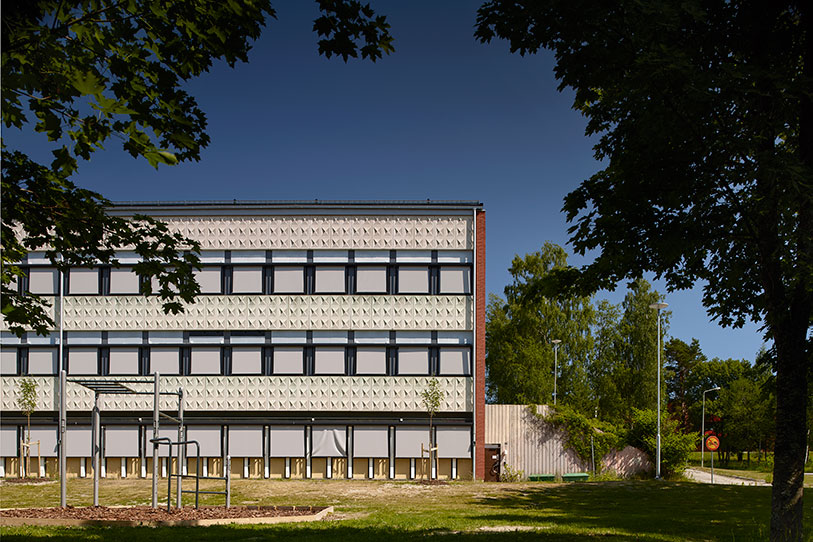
[562,473,589,482]
[528,474,555,482]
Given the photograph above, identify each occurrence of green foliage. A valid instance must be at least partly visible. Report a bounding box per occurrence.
[664,338,706,429]
[16,378,38,417]
[475,3,811,533]
[420,378,444,417]
[627,408,697,478]
[1,0,395,337]
[485,243,595,411]
[499,464,525,482]
[535,404,624,469]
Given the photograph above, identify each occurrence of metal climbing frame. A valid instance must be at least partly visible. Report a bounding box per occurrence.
[60,371,183,509]
[149,437,231,511]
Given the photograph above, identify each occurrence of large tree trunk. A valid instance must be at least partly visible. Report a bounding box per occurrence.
[771,3,813,540]
[770,318,809,541]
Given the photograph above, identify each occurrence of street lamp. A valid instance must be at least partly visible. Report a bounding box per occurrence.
[648,301,668,479]
[701,386,721,468]
[551,340,562,405]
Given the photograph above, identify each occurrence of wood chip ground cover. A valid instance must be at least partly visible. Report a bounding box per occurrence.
[0,505,326,521]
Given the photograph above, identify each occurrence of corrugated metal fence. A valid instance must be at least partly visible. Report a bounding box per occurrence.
[485,404,651,478]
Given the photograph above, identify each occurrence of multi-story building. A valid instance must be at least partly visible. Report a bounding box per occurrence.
[0,201,486,481]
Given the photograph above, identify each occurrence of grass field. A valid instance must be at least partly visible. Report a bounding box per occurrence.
[2,478,812,541]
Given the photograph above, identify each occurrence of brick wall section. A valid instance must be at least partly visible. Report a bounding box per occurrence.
[475,209,486,480]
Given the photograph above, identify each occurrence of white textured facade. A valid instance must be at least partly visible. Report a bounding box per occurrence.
[0,201,486,480]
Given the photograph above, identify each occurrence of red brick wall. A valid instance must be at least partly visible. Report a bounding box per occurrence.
[475,209,486,480]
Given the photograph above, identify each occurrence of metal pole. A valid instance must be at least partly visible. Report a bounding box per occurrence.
[59,369,67,507]
[551,340,561,406]
[152,373,159,509]
[225,455,231,508]
[711,445,714,484]
[58,261,66,506]
[92,392,100,506]
[177,387,184,509]
[702,393,706,469]
[656,308,661,479]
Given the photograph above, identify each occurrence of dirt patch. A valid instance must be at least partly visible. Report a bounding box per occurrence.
[0,478,55,485]
[0,505,327,521]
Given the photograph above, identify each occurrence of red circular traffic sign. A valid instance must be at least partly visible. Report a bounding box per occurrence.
[706,436,720,451]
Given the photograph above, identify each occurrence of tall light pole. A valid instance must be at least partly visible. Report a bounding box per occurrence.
[551,339,562,405]
[701,386,721,468]
[648,302,668,479]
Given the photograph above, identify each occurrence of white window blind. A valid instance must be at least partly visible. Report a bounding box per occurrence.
[312,426,346,457]
[314,347,345,374]
[70,268,99,294]
[355,266,387,293]
[0,349,17,375]
[154,427,178,457]
[436,426,472,458]
[352,426,389,458]
[395,427,430,458]
[314,267,345,293]
[231,347,262,374]
[28,349,57,375]
[190,347,220,374]
[397,348,429,375]
[0,426,18,456]
[195,268,222,294]
[186,426,222,457]
[439,267,471,294]
[104,426,140,457]
[355,348,387,375]
[273,347,303,374]
[398,267,429,293]
[109,348,140,375]
[269,426,304,457]
[66,426,92,457]
[149,348,180,375]
[232,267,263,294]
[439,348,471,375]
[109,268,140,294]
[273,267,304,293]
[68,348,98,375]
[228,426,264,458]
[28,268,58,294]
[29,426,58,457]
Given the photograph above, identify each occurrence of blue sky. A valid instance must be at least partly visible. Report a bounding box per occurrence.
[6,0,765,362]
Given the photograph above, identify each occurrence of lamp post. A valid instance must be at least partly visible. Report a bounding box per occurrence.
[648,302,668,479]
[701,386,721,468]
[551,339,562,405]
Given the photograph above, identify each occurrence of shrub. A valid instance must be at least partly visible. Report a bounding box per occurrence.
[627,408,697,477]
[534,404,624,470]
[501,464,525,482]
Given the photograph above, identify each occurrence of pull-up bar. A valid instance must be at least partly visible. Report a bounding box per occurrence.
[59,372,184,509]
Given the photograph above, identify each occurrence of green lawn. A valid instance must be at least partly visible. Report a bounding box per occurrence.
[1,478,811,541]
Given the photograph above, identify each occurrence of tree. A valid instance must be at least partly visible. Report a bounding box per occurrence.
[665,338,706,430]
[614,281,670,424]
[420,377,444,479]
[713,376,774,464]
[1,0,395,336]
[485,243,595,412]
[16,378,38,477]
[475,2,811,538]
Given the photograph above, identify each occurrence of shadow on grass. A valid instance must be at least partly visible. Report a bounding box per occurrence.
[470,480,778,541]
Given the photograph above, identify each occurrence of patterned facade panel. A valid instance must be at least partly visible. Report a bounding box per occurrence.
[59,295,471,331]
[0,376,471,412]
[162,215,472,250]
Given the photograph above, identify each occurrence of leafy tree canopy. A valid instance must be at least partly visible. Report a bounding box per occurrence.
[1,0,395,336]
[475,2,811,538]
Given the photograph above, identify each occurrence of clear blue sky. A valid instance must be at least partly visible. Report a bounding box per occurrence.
[6,0,765,362]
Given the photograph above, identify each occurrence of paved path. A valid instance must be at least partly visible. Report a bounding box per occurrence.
[684,468,770,486]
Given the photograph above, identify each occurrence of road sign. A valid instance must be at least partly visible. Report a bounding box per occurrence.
[706,436,720,451]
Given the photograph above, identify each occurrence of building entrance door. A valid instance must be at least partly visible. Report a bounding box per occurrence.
[485,444,501,482]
